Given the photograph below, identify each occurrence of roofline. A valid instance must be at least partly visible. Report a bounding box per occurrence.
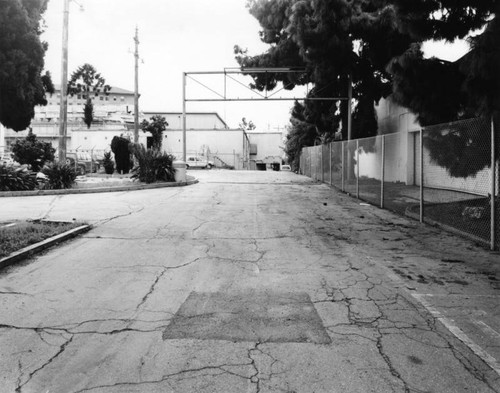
[52,84,135,95]
[142,111,229,128]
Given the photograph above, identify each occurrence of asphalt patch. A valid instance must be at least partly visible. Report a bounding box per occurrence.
[163,290,331,344]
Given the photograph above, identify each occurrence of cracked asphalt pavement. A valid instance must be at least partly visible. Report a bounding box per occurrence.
[1,170,500,392]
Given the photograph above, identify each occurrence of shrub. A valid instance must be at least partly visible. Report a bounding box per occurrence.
[11,131,55,171]
[0,164,38,191]
[41,162,77,189]
[111,136,132,174]
[102,151,115,174]
[131,144,176,184]
[141,115,168,151]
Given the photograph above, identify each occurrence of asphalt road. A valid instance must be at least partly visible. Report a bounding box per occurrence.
[1,170,500,392]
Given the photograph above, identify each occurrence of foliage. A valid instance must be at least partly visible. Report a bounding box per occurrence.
[0,0,52,131]
[239,117,256,130]
[83,101,94,129]
[11,131,55,171]
[423,116,500,178]
[241,0,500,177]
[102,151,115,174]
[141,115,168,151]
[110,136,132,174]
[41,162,77,189]
[0,164,38,191]
[131,144,176,184]
[68,64,110,128]
[284,102,320,171]
[386,3,500,176]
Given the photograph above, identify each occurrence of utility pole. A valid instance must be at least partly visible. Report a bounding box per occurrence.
[133,26,140,143]
[58,0,70,162]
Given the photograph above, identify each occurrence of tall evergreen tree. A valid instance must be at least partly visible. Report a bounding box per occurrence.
[0,0,53,131]
[67,64,111,128]
[239,0,500,177]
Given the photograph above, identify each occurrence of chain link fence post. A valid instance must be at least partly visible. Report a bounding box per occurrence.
[356,139,359,199]
[381,135,385,209]
[420,128,424,223]
[310,147,312,179]
[491,116,496,251]
[329,142,332,185]
[341,141,345,192]
[320,144,324,183]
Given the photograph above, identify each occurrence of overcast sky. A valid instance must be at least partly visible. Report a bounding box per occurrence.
[40,0,470,131]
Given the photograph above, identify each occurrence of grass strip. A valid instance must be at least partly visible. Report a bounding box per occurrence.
[0,220,83,259]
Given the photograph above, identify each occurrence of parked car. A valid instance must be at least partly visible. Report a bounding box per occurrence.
[65,152,100,175]
[185,156,214,169]
[281,164,291,171]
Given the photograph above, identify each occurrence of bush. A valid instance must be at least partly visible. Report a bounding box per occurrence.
[111,136,132,174]
[102,151,115,174]
[141,115,168,151]
[131,144,176,184]
[11,131,55,171]
[41,162,77,189]
[0,164,38,191]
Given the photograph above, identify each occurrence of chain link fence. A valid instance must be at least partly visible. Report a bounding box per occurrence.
[299,117,499,250]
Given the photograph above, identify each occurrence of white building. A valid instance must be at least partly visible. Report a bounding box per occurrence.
[246,130,286,170]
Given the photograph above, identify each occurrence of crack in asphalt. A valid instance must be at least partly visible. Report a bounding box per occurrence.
[70,362,254,393]
[316,256,500,392]
[15,335,73,393]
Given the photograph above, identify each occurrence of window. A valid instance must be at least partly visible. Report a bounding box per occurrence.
[100,96,104,101]
[121,96,125,102]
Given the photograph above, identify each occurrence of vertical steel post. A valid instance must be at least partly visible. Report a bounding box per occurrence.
[58,0,70,162]
[309,148,312,178]
[341,142,345,192]
[381,135,385,209]
[347,75,352,141]
[356,139,359,199]
[320,145,324,183]
[420,129,424,223]
[329,143,333,185]
[182,72,187,162]
[491,116,496,251]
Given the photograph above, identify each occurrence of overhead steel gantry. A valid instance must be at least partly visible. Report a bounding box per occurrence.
[181,67,352,162]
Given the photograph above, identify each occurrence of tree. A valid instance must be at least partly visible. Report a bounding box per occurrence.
[140,115,168,151]
[110,136,132,174]
[102,151,115,175]
[239,117,256,130]
[387,2,500,177]
[240,0,500,177]
[0,0,53,131]
[67,64,111,128]
[236,0,413,146]
[11,130,55,171]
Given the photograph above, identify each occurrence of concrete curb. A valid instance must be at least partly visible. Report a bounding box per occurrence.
[0,224,92,270]
[0,178,199,198]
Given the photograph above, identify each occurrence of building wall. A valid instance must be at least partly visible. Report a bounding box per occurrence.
[355,98,419,184]
[246,131,285,167]
[36,85,135,122]
[162,129,249,170]
[3,123,139,155]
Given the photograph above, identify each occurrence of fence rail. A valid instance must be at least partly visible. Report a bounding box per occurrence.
[300,117,499,250]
